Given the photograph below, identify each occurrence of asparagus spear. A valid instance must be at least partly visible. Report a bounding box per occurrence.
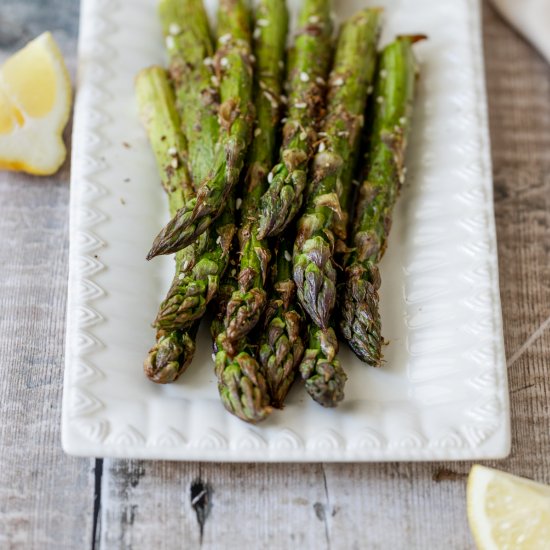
[293,9,380,330]
[153,200,236,332]
[147,0,254,258]
[211,271,273,423]
[135,66,200,383]
[300,324,347,407]
[158,0,219,184]
[340,36,421,365]
[258,238,305,408]
[256,0,333,239]
[224,0,289,343]
[144,327,198,384]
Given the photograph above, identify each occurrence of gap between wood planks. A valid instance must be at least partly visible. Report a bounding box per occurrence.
[92,458,103,550]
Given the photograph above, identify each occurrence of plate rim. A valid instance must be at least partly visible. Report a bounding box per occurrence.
[62,0,511,462]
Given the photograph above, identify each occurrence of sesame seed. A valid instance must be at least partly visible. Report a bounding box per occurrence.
[318,131,327,137]
[219,33,232,44]
[182,260,190,271]
[279,60,284,70]
[211,353,216,361]
[337,130,349,137]
[216,235,222,245]
[394,125,401,133]
[211,75,219,86]
[259,80,267,90]
[376,96,384,104]
[179,272,185,280]
[399,116,407,125]
[316,76,325,85]
[231,268,237,276]
[203,57,214,66]
[165,36,175,49]
[294,102,307,109]
[309,15,320,24]
[399,173,405,184]
[171,158,178,169]
[281,117,288,123]
[352,179,360,186]
[169,23,181,35]
[168,147,177,156]
[268,172,274,183]
[284,251,292,261]
[254,127,262,137]
[333,77,344,86]
[236,198,243,209]
[380,69,388,79]
[253,27,261,40]
[300,72,310,82]
[299,131,307,141]
[367,85,374,95]
[220,57,229,67]
[280,95,288,104]
[318,142,326,152]
[249,54,256,63]
[257,18,269,27]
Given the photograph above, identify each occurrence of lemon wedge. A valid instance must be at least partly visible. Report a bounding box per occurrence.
[0,32,72,175]
[467,465,550,549]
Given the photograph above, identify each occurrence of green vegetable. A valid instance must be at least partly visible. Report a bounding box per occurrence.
[293,9,381,330]
[224,0,289,343]
[257,0,333,238]
[340,35,421,365]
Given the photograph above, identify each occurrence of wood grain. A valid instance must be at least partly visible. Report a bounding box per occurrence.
[0,1,549,549]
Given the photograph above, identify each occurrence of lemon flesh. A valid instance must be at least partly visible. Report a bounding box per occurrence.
[0,32,72,175]
[467,465,550,550]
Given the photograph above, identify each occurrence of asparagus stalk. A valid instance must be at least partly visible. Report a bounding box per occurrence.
[147,0,254,258]
[158,0,219,184]
[224,0,289,343]
[340,36,421,365]
[293,9,381,330]
[258,237,305,408]
[135,66,199,383]
[211,271,273,423]
[153,200,236,331]
[144,327,198,384]
[300,324,347,407]
[256,0,333,239]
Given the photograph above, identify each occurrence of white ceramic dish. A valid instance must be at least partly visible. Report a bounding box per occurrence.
[62,0,510,461]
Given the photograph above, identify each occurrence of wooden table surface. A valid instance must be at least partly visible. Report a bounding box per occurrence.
[1,1,549,548]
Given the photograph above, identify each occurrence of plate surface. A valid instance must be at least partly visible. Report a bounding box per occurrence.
[62,0,510,461]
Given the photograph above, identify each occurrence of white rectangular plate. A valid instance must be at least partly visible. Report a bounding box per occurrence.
[62,0,510,461]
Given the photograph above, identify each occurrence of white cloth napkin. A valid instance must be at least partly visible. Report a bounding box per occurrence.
[490,0,550,63]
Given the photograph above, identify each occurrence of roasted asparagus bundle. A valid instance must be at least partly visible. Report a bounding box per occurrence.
[137,0,424,420]
[339,35,421,365]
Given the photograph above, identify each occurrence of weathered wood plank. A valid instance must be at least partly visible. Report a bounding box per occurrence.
[0,2,95,549]
[0,161,96,549]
